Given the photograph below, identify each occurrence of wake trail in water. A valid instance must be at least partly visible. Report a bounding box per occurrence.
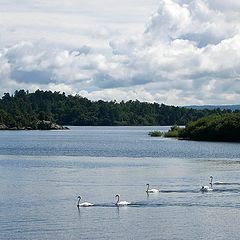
[161,187,240,194]
[79,201,240,209]
[160,189,199,193]
[211,188,240,193]
[214,182,240,185]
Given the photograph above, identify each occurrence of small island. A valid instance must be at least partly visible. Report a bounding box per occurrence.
[149,113,240,142]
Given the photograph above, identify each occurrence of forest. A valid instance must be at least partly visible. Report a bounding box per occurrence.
[0,89,236,130]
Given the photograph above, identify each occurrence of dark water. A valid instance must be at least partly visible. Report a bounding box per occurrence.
[0,126,240,240]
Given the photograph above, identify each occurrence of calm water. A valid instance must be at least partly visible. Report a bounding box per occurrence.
[0,126,240,240]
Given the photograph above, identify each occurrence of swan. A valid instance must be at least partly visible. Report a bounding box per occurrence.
[200,176,213,192]
[115,194,130,206]
[77,196,94,207]
[146,184,160,193]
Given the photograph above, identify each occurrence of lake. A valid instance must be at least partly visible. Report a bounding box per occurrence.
[0,126,240,240]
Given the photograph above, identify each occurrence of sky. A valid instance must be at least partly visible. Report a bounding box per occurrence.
[0,0,240,105]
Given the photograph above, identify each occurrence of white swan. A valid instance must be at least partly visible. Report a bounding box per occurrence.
[200,176,213,192]
[77,196,94,207]
[115,194,130,206]
[146,184,160,193]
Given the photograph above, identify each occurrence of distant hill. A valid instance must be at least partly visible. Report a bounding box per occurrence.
[185,105,240,111]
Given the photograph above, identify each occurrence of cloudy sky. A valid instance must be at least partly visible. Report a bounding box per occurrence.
[0,0,240,105]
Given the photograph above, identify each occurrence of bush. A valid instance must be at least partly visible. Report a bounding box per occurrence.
[164,125,183,138]
[148,131,162,137]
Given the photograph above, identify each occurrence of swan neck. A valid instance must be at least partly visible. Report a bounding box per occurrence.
[77,198,81,207]
[146,185,149,192]
[116,195,119,204]
[210,177,213,188]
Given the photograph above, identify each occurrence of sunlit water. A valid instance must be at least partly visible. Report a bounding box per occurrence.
[0,126,240,240]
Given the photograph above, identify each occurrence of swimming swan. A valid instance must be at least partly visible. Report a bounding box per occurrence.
[200,176,213,192]
[115,194,130,206]
[77,196,94,207]
[146,184,160,193]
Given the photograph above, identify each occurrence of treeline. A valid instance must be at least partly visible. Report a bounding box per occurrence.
[180,112,240,142]
[0,89,236,128]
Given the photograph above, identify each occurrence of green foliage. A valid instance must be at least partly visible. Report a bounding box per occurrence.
[0,89,237,129]
[164,125,183,138]
[180,113,240,142]
[149,131,163,137]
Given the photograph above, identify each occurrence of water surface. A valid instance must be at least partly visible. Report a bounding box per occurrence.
[0,126,240,240]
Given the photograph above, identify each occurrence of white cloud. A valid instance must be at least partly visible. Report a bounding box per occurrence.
[0,0,240,105]
[145,0,239,47]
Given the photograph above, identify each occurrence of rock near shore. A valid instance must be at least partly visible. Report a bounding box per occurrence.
[0,124,8,130]
[37,120,69,130]
[0,121,69,130]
